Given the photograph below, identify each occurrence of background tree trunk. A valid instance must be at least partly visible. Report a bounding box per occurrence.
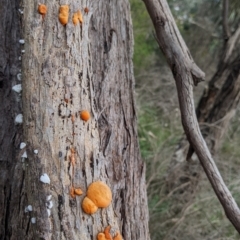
[0,0,150,239]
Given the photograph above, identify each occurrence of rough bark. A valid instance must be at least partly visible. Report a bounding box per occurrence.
[0,0,150,239]
[143,0,240,234]
[0,0,25,238]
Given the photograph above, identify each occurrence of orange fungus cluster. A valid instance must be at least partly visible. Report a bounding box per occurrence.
[59,5,69,25]
[72,10,83,26]
[97,226,122,240]
[82,181,112,214]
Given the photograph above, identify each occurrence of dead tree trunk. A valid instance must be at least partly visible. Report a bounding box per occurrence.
[0,0,150,239]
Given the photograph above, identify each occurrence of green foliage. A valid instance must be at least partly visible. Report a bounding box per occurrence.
[130,0,159,74]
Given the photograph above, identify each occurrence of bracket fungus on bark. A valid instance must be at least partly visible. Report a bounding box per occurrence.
[80,110,90,122]
[70,187,83,198]
[74,188,83,196]
[38,4,47,18]
[97,226,122,240]
[59,5,69,25]
[72,10,83,26]
[82,181,112,214]
[82,197,98,214]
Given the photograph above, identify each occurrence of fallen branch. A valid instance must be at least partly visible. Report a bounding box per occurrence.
[143,0,240,232]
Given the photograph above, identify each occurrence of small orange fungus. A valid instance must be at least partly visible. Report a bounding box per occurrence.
[82,197,98,214]
[80,110,90,122]
[59,5,69,25]
[72,10,83,25]
[104,226,113,240]
[113,232,122,240]
[38,4,47,16]
[97,226,122,240]
[97,233,107,240]
[74,188,83,196]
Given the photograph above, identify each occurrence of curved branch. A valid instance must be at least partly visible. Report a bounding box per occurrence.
[223,0,230,41]
[143,0,240,233]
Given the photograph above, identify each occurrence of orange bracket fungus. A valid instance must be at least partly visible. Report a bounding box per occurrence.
[80,110,90,122]
[82,181,112,214]
[97,226,122,240]
[38,4,47,18]
[97,233,107,240]
[70,187,83,198]
[82,197,98,214]
[59,5,69,25]
[113,232,122,240]
[72,10,83,26]
[74,188,83,196]
[104,226,113,240]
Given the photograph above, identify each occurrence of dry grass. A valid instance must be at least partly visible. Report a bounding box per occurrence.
[136,65,240,239]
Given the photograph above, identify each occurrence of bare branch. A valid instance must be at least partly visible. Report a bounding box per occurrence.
[143,0,240,233]
[222,25,240,63]
[222,0,230,40]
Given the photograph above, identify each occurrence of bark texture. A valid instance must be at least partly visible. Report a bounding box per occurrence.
[0,0,25,238]
[143,0,240,234]
[0,0,150,239]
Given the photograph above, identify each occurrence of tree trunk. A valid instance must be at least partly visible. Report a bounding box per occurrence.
[0,1,150,239]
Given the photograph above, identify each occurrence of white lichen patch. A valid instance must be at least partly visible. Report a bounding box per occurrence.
[15,114,23,124]
[46,200,53,209]
[34,149,38,154]
[46,194,52,201]
[20,142,26,149]
[12,84,22,93]
[21,151,27,158]
[47,208,51,217]
[18,9,23,14]
[19,39,25,44]
[31,217,36,224]
[17,73,22,81]
[40,173,50,184]
[27,205,33,211]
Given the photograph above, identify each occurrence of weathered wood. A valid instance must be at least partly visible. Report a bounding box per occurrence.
[143,0,240,233]
[0,0,150,239]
